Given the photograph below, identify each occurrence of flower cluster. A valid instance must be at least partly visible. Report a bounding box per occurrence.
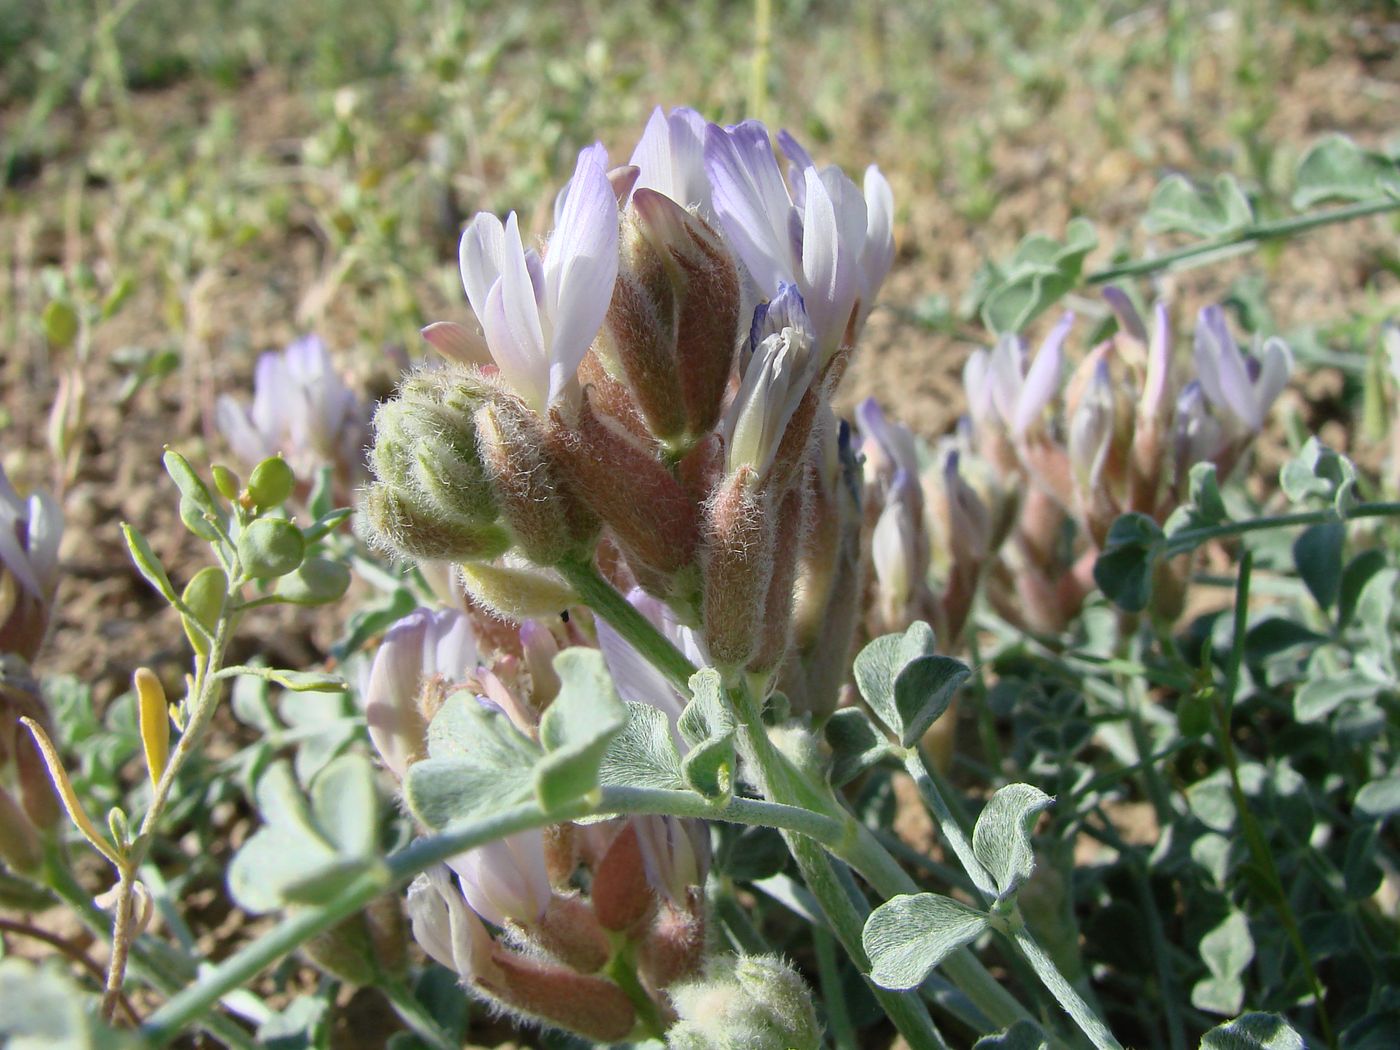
[365,107,894,717]
[948,292,1293,632]
[216,335,371,492]
[361,603,707,1041]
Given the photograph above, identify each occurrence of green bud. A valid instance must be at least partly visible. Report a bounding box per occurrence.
[211,464,241,501]
[276,557,351,605]
[237,518,306,579]
[363,484,510,563]
[42,300,79,349]
[181,566,228,655]
[669,954,822,1050]
[179,495,221,542]
[248,456,296,509]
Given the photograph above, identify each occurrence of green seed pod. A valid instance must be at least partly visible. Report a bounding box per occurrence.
[179,495,221,542]
[211,464,241,501]
[181,566,228,655]
[276,557,351,605]
[247,456,296,509]
[237,518,305,579]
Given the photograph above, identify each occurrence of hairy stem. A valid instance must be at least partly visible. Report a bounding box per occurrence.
[1085,197,1400,285]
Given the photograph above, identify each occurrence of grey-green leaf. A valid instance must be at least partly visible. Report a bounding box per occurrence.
[407,694,539,827]
[971,783,1054,900]
[599,702,684,790]
[1355,775,1400,820]
[1199,1013,1303,1050]
[854,622,940,744]
[535,648,627,813]
[825,708,894,788]
[310,753,380,857]
[972,1021,1051,1050]
[863,893,990,990]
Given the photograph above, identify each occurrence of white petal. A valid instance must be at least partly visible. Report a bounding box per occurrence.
[459,212,507,326]
[481,213,548,410]
[800,167,865,357]
[1253,337,1294,419]
[543,147,619,407]
[859,165,895,313]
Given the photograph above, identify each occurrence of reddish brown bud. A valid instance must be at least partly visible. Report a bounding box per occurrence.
[590,823,655,933]
[602,257,687,442]
[543,823,579,887]
[750,485,806,673]
[477,396,598,565]
[638,891,707,992]
[550,394,700,579]
[631,190,741,439]
[700,470,774,669]
[533,893,611,973]
[483,947,637,1044]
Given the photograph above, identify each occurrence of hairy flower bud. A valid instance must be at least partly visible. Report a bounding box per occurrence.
[669,954,822,1050]
[631,189,741,438]
[362,483,511,564]
[548,392,700,581]
[477,397,597,565]
[458,561,577,622]
[700,469,774,669]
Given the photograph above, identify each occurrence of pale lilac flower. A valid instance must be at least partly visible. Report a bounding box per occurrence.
[1173,381,1226,473]
[870,476,921,624]
[596,587,705,729]
[721,285,819,475]
[406,865,495,978]
[704,121,892,359]
[0,467,62,662]
[629,106,712,216]
[448,829,553,926]
[361,607,481,779]
[1067,358,1116,496]
[963,313,1074,441]
[215,335,369,482]
[1193,305,1293,433]
[855,398,920,488]
[459,145,619,414]
[633,814,710,904]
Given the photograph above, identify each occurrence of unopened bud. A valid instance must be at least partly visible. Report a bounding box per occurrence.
[589,822,655,933]
[637,892,707,991]
[700,470,774,669]
[631,189,741,438]
[534,893,611,973]
[247,456,295,509]
[482,949,637,1044]
[276,556,351,605]
[458,561,576,621]
[362,484,510,564]
[478,398,597,565]
[669,954,822,1050]
[549,393,700,580]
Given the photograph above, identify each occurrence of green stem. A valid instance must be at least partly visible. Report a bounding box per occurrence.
[1085,197,1400,285]
[44,858,258,1050]
[559,559,697,691]
[1010,928,1122,1050]
[904,748,1122,1048]
[379,979,458,1050]
[1162,501,1400,559]
[606,944,667,1041]
[1215,554,1336,1049]
[814,925,858,1050]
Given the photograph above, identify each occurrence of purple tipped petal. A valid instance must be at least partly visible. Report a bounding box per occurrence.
[705,121,797,293]
[1102,286,1147,345]
[544,147,619,407]
[1013,313,1073,436]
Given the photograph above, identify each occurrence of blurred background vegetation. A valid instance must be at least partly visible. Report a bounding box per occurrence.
[1,0,1397,693]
